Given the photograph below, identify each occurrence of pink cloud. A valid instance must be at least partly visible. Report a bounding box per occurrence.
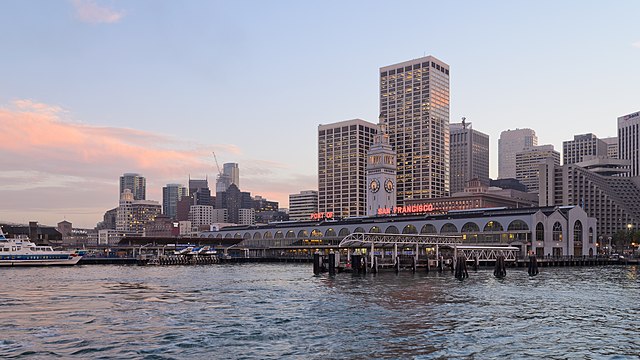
[70,0,125,24]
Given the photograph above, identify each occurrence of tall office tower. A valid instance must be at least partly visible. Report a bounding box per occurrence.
[289,190,319,221]
[618,111,640,176]
[498,129,538,179]
[366,119,397,216]
[449,119,490,194]
[318,119,377,218]
[189,178,212,206]
[380,55,450,203]
[562,133,608,165]
[216,163,240,193]
[162,184,188,219]
[602,137,618,159]
[116,189,161,234]
[515,145,560,193]
[119,173,146,200]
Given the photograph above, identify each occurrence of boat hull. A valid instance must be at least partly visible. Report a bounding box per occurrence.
[0,256,82,266]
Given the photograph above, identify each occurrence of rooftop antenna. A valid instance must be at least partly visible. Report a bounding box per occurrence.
[462,117,467,129]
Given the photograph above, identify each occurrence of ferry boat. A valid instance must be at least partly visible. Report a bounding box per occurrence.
[0,228,82,266]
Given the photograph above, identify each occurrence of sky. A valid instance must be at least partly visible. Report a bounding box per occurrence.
[1,0,639,228]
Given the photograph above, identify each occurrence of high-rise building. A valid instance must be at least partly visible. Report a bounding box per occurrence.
[189,205,214,230]
[602,137,618,159]
[562,133,608,165]
[119,173,146,200]
[515,145,560,193]
[617,111,640,176]
[216,163,240,193]
[449,120,490,194]
[116,189,161,234]
[318,119,377,218]
[366,119,397,216]
[380,55,450,203]
[189,178,212,206]
[162,183,188,219]
[289,190,319,220]
[498,129,538,179]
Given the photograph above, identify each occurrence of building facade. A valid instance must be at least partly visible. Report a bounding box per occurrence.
[162,183,188,219]
[539,157,639,239]
[120,173,146,200]
[116,189,162,234]
[289,190,319,221]
[217,163,240,193]
[318,119,377,218]
[617,110,640,176]
[515,145,560,193]
[189,205,214,230]
[449,120,490,194]
[602,137,618,159]
[498,129,538,179]
[380,55,450,203]
[562,133,608,165]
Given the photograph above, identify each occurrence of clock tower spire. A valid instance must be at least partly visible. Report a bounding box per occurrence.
[366,114,397,216]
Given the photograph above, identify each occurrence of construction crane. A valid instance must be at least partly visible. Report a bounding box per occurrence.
[212,151,222,178]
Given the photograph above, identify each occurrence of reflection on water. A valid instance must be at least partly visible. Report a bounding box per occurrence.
[0,264,638,359]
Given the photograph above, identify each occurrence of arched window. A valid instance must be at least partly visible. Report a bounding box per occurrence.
[483,221,503,232]
[553,222,563,241]
[339,228,350,237]
[325,228,336,237]
[224,234,232,239]
[461,222,480,232]
[253,232,262,239]
[274,231,284,239]
[420,224,437,234]
[298,230,308,238]
[234,233,242,239]
[588,227,594,244]
[385,226,399,234]
[286,230,296,238]
[440,223,458,233]
[263,231,273,239]
[535,223,544,241]
[216,234,223,239]
[573,221,583,242]
[402,225,418,234]
[354,227,365,233]
[508,220,529,231]
[370,226,381,233]
[243,232,251,239]
[208,234,214,238]
[311,229,323,238]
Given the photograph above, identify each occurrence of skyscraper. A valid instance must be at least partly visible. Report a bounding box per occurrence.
[449,119,490,194]
[498,129,538,179]
[216,163,240,193]
[318,119,377,218]
[119,173,146,200]
[189,178,212,206]
[562,133,608,165]
[162,183,188,219]
[602,137,619,159]
[380,55,450,204]
[617,110,640,176]
[515,145,560,193]
[289,190,318,221]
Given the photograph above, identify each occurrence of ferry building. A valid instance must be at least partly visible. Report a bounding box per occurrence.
[200,205,598,259]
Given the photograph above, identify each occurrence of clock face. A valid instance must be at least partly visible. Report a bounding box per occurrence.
[369,179,380,193]
[384,179,394,193]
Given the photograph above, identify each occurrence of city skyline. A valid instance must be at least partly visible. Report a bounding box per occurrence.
[1,1,639,228]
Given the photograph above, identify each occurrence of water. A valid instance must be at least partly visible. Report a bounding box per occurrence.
[0,264,638,359]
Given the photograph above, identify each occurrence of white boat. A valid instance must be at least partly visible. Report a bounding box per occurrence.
[0,228,82,266]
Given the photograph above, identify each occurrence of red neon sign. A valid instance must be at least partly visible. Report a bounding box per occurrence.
[310,212,334,220]
[377,204,435,215]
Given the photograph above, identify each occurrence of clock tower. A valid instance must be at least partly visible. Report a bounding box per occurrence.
[366,115,397,216]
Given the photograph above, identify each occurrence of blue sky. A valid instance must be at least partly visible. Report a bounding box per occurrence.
[1,0,639,228]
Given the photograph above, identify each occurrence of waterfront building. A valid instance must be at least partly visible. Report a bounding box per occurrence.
[380,55,450,203]
[515,145,560,193]
[289,190,319,221]
[57,220,72,237]
[216,163,240,193]
[98,229,135,246]
[200,205,597,258]
[617,110,640,176]
[0,222,62,245]
[498,129,538,179]
[562,133,608,165]
[539,156,638,239]
[602,137,618,159]
[366,118,397,216]
[119,173,146,200]
[449,119,490,194]
[318,119,377,218]
[162,183,188,219]
[145,215,175,237]
[116,189,162,234]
